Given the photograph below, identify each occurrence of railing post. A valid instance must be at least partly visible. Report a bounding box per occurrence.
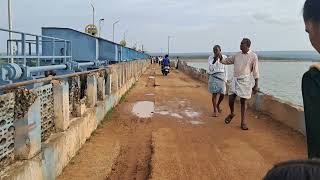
[21,33,26,66]
[15,41,19,56]
[70,41,73,62]
[28,42,31,56]
[7,40,9,56]
[52,39,55,64]
[36,36,40,66]
[52,80,70,131]
[64,40,67,63]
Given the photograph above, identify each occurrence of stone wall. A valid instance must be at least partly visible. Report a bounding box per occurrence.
[0,60,149,180]
[177,60,306,135]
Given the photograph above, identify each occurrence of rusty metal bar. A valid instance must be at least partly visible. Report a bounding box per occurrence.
[0,68,108,91]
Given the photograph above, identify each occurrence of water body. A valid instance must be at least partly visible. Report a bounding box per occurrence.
[188,60,315,106]
[152,51,320,61]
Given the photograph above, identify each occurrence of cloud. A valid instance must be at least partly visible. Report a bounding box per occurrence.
[0,0,313,52]
[252,12,300,25]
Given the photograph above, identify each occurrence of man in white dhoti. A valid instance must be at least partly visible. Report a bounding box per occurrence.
[208,45,227,117]
[220,38,259,130]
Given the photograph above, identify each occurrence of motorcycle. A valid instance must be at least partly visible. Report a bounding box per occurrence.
[162,66,170,76]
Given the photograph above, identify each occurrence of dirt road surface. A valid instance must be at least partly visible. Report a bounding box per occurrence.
[58,64,306,180]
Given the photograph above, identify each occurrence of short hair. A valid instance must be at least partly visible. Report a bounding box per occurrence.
[264,160,320,180]
[242,38,251,47]
[213,45,221,51]
[303,0,320,23]
[165,55,169,58]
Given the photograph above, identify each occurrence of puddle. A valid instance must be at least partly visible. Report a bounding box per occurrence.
[184,110,200,118]
[170,113,183,119]
[179,100,186,104]
[145,93,155,96]
[132,101,155,118]
[189,121,205,125]
[155,100,204,124]
[158,111,170,115]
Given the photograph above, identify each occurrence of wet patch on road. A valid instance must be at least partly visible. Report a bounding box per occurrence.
[132,101,155,118]
[145,93,155,96]
[155,98,205,125]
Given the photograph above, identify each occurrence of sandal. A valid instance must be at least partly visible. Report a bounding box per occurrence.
[225,114,235,124]
[241,124,249,131]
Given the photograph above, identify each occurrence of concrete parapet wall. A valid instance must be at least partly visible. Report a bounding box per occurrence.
[248,94,306,135]
[177,60,306,136]
[0,60,149,180]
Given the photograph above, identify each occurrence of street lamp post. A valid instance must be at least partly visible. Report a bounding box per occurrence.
[8,0,13,63]
[123,30,128,41]
[99,18,104,37]
[168,36,173,56]
[90,1,95,26]
[112,20,120,42]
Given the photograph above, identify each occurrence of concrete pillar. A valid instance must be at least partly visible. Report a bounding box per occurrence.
[14,95,41,160]
[117,68,121,89]
[97,74,106,101]
[111,69,118,94]
[130,63,132,79]
[127,64,129,80]
[106,74,112,95]
[52,80,70,131]
[125,64,127,82]
[71,76,82,118]
[121,64,126,87]
[87,74,97,108]
[121,65,124,86]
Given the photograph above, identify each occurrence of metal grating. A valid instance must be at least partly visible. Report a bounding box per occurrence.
[0,93,15,168]
[36,84,55,141]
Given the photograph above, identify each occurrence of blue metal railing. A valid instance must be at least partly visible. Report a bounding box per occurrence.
[0,28,72,66]
[0,27,149,85]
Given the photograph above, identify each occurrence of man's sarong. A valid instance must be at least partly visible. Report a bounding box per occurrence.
[208,72,226,94]
[229,75,253,99]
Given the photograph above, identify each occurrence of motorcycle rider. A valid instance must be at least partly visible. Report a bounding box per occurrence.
[162,55,171,75]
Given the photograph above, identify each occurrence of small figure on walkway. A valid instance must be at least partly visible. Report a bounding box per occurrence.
[208,45,227,117]
[221,38,259,130]
[159,56,163,66]
[162,55,171,76]
[176,56,180,69]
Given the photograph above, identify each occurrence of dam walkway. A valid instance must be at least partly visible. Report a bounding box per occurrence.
[58,64,306,180]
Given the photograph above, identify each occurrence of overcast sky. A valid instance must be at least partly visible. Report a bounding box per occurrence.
[0,0,314,53]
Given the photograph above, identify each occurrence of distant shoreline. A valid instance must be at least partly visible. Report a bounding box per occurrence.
[151,50,320,62]
[182,58,318,63]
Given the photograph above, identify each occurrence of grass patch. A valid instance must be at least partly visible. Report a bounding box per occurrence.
[90,107,116,138]
[119,83,136,104]
[104,107,116,122]
[97,82,136,129]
